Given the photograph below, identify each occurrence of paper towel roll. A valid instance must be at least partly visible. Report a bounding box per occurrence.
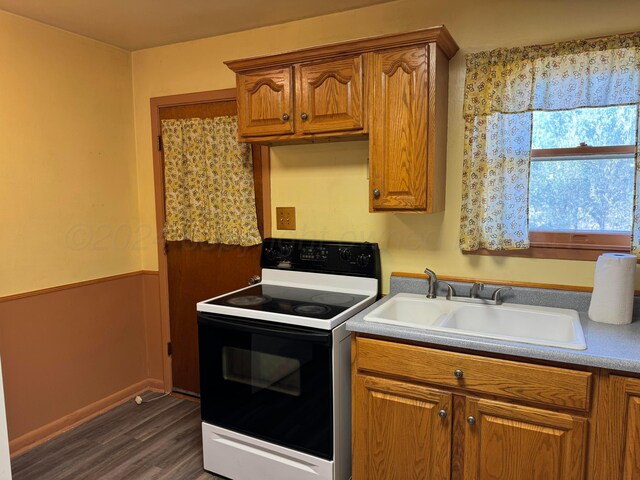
[588,253,637,325]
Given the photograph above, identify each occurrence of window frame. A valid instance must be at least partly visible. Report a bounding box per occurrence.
[470,144,635,261]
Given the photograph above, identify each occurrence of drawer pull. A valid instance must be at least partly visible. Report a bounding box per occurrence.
[454,369,464,379]
[282,113,290,121]
[437,409,447,419]
[467,416,476,426]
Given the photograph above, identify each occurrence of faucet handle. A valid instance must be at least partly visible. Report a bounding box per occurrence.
[491,287,512,304]
[439,281,457,300]
[470,282,484,298]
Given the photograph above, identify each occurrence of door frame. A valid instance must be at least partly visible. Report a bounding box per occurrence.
[150,89,271,391]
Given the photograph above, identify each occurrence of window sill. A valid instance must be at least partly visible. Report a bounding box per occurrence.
[465,231,632,261]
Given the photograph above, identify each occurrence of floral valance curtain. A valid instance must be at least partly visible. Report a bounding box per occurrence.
[460,33,640,252]
[161,116,262,247]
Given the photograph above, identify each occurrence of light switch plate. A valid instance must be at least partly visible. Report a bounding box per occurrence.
[276,207,296,230]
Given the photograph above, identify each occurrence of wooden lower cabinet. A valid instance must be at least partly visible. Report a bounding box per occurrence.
[352,374,588,480]
[352,336,594,480]
[463,397,587,480]
[593,375,640,479]
[353,375,452,479]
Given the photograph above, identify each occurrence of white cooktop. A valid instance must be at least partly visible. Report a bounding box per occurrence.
[197,269,378,330]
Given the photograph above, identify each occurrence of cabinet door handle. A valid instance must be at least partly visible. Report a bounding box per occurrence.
[300,112,309,121]
[282,113,290,121]
[454,369,464,379]
[467,416,476,426]
[372,188,381,199]
[438,409,447,419]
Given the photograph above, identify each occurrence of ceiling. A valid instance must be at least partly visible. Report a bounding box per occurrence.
[0,0,396,50]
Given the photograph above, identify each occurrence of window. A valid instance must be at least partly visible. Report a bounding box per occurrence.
[460,33,640,259]
[526,106,636,258]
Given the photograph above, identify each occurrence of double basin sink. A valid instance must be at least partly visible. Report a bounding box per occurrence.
[364,293,586,350]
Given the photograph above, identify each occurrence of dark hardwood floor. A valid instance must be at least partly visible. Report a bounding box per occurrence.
[12,392,225,480]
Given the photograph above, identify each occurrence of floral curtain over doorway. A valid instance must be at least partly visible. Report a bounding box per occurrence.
[161,116,262,247]
[460,33,640,253]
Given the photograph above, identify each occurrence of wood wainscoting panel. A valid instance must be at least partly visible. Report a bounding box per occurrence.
[141,271,164,382]
[0,271,163,454]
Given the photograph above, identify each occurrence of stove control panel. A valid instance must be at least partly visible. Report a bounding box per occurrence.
[300,246,329,262]
[261,238,381,280]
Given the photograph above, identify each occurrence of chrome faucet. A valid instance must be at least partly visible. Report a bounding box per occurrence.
[424,268,438,298]
[423,268,511,305]
[446,284,513,305]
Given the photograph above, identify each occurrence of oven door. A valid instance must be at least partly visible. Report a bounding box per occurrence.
[197,312,333,460]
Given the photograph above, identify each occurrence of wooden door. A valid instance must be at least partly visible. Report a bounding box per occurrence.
[369,46,429,211]
[353,374,452,480]
[463,397,587,480]
[593,375,640,479]
[160,100,268,396]
[295,56,364,134]
[237,67,294,138]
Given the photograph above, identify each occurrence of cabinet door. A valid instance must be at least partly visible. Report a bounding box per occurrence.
[237,67,294,137]
[464,397,587,480]
[353,374,452,480]
[594,375,640,479]
[295,56,364,134]
[369,46,429,211]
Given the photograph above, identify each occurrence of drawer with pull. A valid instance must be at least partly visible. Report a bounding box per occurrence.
[354,336,592,410]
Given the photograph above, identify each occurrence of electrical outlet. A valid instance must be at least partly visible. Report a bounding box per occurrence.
[276,207,296,230]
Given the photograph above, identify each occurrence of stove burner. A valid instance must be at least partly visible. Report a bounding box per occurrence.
[227,295,272,306]
[292,304,332,316]
[310,293,356,305]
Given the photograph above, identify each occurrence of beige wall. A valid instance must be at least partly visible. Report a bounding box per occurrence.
[0,12,158,451]
[0,11,140,297]
[132,0,640,294]
[0,0,637,452]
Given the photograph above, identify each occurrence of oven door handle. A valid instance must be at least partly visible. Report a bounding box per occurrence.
[198,314,332,345]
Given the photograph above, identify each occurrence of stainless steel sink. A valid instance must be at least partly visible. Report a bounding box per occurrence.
[364,293,586,350]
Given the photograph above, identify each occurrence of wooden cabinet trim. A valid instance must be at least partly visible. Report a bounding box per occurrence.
[355,336,592,410]
[363,374,451,404]
[225,26,459,73]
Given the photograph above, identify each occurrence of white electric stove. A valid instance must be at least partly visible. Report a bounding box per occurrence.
[196,238,380,480]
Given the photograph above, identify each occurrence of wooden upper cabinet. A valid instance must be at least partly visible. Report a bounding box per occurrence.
[369,43,449,212]
[369,46,429,211]
[236,67,294,137]
[236,57,364,140]
[353,374,452,480]
[225,27,457,212]
[464,397,588,480]
[295,56,364,135]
